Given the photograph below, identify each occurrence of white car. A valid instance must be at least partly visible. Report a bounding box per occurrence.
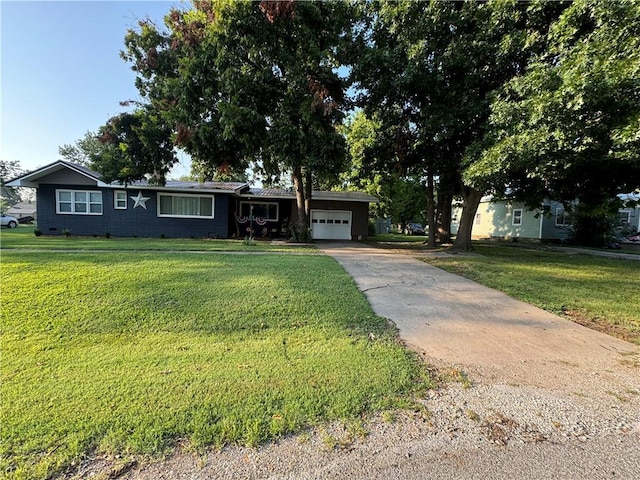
[1,214,19,228]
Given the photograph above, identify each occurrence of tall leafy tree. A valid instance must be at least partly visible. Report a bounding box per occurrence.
[92,108,177,185]
[466,0,640,245]
[0,160,25,210]
[122,0,351,240]
[58,131,103,167]
[341,110,426,232]
[349,0,569,250]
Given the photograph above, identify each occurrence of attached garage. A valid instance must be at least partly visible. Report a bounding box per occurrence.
[310,209,352,240]
[238,189,377,241]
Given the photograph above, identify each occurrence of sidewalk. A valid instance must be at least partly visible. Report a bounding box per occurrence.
[550,245,640,261]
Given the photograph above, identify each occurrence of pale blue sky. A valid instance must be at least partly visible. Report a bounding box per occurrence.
[1,0,191,177]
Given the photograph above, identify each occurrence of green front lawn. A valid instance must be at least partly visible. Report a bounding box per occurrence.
[1,248,427,479]
[420,244,640,344]
[367,233,428,243]
[0,226,315,252]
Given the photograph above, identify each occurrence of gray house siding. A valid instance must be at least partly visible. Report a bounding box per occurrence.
[619,207,640,231]
[451,198,573,241]
[37,184,230,238]
[540,200,572,242]
[37,169,98,185]
[482,201,541,239]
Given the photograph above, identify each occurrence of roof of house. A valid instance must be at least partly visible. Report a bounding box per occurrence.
[242,188,378,203]
[6,160,249,193]
[8,161,378,202]
[619,192,639,203]
[7,160,109,188]
[5,201,37,215]
[127,179,248,194]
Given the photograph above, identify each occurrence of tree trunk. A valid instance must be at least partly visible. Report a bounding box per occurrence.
[292,166,311,242]
[452,186,483,251]
[426,167,437,247]
[436,192,452,244]
[304,168,312,219]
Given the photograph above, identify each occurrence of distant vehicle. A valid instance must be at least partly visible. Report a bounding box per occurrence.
[405,223,425,235]
[1,214,18,228]
[18,215,35,224]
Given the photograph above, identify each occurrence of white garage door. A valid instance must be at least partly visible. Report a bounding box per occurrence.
[310,210,352,240]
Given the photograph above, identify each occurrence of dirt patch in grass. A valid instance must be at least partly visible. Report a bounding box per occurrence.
[563,310,640,345]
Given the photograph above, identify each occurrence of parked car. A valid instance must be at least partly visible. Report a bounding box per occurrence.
[405,223,425,235]
[17,215,35,224]
[625,233,640,243]
[1,214,19,228]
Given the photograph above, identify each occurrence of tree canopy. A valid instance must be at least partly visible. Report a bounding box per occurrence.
[120,0,352,240]
[92,108,177,185]
[466,0,640,216]
[58,131,103,167]
[0,160,25,210]
[348,0,572,249]
[60,0,640,247]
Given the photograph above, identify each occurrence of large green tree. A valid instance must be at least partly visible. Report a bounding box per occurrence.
[466,0,640,244]
[91,108,178,185]
[58,131,103,167]
[122,0,351,240]
[341,111,426,234]
[0,160,24,210]
[349,0,569,250]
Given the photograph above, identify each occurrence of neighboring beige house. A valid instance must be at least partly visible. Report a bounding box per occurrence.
[451,196,571,242]
[451,194,639,242]
[6,201,37,220]
[617,193,640,232]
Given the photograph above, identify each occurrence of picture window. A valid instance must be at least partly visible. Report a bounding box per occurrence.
[158,194,214,218]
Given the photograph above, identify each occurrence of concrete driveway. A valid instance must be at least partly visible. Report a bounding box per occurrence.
[319,242,638,396]
[316,242,640,478]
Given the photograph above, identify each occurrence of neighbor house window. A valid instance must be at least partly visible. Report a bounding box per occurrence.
[56,189,102,215]
[240,201,279,221]
[475,213,482,225]
[114,191,127,210]
[158,194,214,218]
[617,211,630,226]
[555,208,568,226]
[512,209,523,226]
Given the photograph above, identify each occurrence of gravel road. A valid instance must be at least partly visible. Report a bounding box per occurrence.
[86,357,640,480]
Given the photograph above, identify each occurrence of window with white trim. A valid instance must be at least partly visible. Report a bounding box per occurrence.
[555,207,568,226]
[158,194,214,218]
[512,209,523,226]
[56,189,103,215]
[114,191,127,210]
[474,213,482,225]
[240,201,279,221]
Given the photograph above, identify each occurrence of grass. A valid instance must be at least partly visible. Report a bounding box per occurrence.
[0,226,316,252]
[0,239,429,479]
[367,233,428,244]
[420,243,640,344]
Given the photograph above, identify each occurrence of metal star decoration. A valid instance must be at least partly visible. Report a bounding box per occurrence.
[130,191,151,209]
